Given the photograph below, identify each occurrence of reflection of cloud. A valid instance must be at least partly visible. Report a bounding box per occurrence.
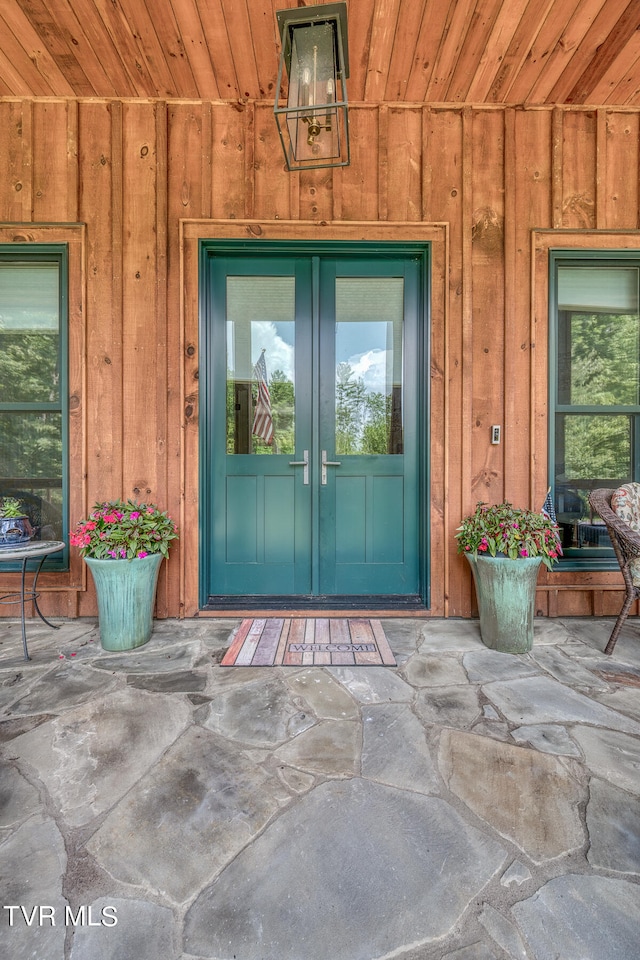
[252,321,294,381]
[348,348,388,394]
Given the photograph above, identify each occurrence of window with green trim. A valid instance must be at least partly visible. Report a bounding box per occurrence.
[550,250,640,570]
[0,247,67,559]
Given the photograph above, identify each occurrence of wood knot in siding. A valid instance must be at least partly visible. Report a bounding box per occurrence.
[471,207,503,254]
[562,194,595,228]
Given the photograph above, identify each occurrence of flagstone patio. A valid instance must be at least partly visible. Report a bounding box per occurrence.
[1,615,639,960]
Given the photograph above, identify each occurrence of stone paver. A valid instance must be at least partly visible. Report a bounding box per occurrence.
[483,674,640,734]
[571,725,640,794]
[478,904,528,959]
[69,898,179,960]
[439,729,585,862]
[87,725,289,902]
[586,777,640,874]
[361,702,439,793]
[8,659,120,714]
[529,645,609,690]
[327,665,415,702]
[511,722,582,757]
[184,779,507,960]
[285,668,360,720]
[274,718,360,777]
[11,685,191,826]
[414,683,482,729]
[463,648,538,683]
[401,653,469,687]
[0,818,68,960]
[204,674,316,746]
[0,615,639,960]
[512,874,640,960]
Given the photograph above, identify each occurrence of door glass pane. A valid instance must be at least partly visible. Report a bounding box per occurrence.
[226,277,295,455]
[557,266,640,405]
[335,278,404,455]
[0,262,60,403]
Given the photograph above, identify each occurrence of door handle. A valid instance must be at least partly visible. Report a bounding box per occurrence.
[321,450,341,485]
[289,450,309,485]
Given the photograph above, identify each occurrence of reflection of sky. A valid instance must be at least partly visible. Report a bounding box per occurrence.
[251,321,295,381]
[346,348,389,394]
[237,319,394,394]
[338,322,391,395]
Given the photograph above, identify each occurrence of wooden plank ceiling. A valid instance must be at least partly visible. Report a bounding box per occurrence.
[1,0,640,105]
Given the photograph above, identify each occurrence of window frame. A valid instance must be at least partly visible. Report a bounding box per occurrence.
[0,244,69,569]
[0,223,85,597]
[549,247,640,572]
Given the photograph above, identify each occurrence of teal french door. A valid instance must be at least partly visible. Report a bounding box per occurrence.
[200,242,429,607]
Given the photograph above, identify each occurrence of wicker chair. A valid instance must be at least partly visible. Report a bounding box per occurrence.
[588,486,640,654]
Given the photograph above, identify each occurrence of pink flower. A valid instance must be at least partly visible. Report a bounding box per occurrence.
[519,548,529,557]
[130,511,140,519]
[137,550,148,558]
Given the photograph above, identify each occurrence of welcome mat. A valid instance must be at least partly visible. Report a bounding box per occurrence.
[221,618,397,667]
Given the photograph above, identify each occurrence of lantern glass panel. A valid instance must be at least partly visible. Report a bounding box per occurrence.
[286,23,340,163]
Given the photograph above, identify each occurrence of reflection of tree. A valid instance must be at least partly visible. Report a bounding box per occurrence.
[266,369,294,454]
[336,362,391,455]
[226,368,295,455]
[561,312,638,480]
[226,362,396,457]
[0,332,62,484]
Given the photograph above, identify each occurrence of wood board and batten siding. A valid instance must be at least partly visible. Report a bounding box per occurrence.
[1,98,639,619]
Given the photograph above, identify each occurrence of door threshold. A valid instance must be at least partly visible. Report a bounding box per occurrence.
[201,595,428,617]
[199,609,430,619]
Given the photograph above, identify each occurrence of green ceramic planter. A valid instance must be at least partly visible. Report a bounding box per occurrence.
[466,554,542,654]
[85,553,163,651]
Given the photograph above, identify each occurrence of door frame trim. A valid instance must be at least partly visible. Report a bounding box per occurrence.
[180,220,449,617]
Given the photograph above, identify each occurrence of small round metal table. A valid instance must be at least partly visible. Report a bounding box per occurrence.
[0,540,65,661]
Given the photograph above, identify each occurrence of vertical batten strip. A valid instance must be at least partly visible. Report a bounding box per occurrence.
[110,99,124,498]
[596,107,607,228]
[155,101,171,618]
[378,103,389,221]
[201,101,213,220]
[461,106,474,609]
[503,107,517,498]
[245,100,255,219]
[66,99,79,222]
[551,107,563,228]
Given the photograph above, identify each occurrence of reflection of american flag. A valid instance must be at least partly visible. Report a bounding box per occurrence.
[541,488,557,524]
[252,350,273,445]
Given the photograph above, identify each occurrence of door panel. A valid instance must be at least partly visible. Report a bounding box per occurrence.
[318,259,419,595]
[210,258,312,595]
[202,249,425,604]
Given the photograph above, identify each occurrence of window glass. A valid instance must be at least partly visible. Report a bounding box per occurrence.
[226,277,295,455]
[0,263,60,403]
[0,256,65,543]
[552,261,640,563]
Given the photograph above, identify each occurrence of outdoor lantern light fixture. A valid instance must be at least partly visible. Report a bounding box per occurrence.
[275,2,350,171]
